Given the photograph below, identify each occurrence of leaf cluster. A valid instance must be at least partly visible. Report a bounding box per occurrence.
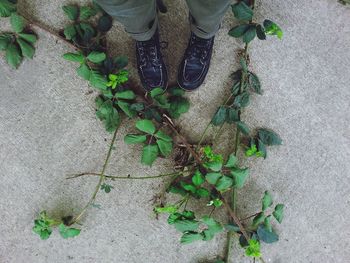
[0,11,37,68]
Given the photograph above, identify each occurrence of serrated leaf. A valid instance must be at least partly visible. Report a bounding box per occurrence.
[0,0,16,17]
[87,51,106,63]
[10,13,25,33]
[243,25,256,43]
[215,176,233,192]
[228,24,249,38]
[202,216,223,241]
[16,38,34,59]
[90,70,107,90]
[248,71,262,94]
[169,97,190,118]
[245,239,261,258]
[258,128,282,146]
[196,188,209,198]
[79,6,97,20]
[141,144,159,166]
[95,99,120,132]
[180,232,203,244]
[115,90,135,100]
[117,100,136,118]
[174,220,199,232]
[168,87,185,96]
[211,106,227,126]
[124,134,147,144]
[234,92,250,107]
[180,182,197,194]
[231,2,253,21]
[18,34,37,47]
[63,52,84,63]
[135,119,156,134]
[204,160,222,172]
[154,130,172,142]
[192,170,205,186]
[0,33,12,50]
[5,43,22,68]
[58,223,81,239]
[76,63,91,80]
[237,121,250,135]
[150,87,164,98]
[226,108,239,124]
[63,25,77,40]
[231,167,249,188]
[273,204,284,223]
[62,5,79,20]
[206,172,222,185]
[252,212,265,226]
[225,154,237,168]
[262,191,273,211]
[257,224,279,243]
[156,139,172,157]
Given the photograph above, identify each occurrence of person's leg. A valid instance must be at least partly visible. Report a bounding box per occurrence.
[186,0,231,39]
[95,0,157,41]
[177,0,231,91]
[95,0,167,90]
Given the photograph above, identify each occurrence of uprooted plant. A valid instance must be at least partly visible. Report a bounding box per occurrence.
[1,0,285,261]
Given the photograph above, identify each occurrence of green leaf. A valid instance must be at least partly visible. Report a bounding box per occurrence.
[79,6,97,20]
[150,87,164,98]
[225,223,240,232]
[154,130,172,142]
[215,176,233,192]
[263,19,283,39]
[248,72,262,94]
[211,106,227,126]
[225,154,237,168]
[98,14,113,32]
[124,134,147,144]
[204,160,222,172]
[273,204,284,223]
[58,223,81,239]
[155,205,177,214]
[0,33,12,50]
[206,172,222,185]
[87,51,106,63]
[202,216,223,241]
[63,52,84,63]
[234,92,250,107]
[18,33,37,45]
[180,232,203,244]
[135,119,156,134]
[101,183,113,193]
[196,188,209,198]
[243,25,256,43]
[156,139,172,157]
[240,57,248,73]
[231,2,253,21]
[130,102,144,112]
[258,128,282,146]
[262,191,273,211]
[192,170,205,186]
[17,38,34,59]
[169,97,190,118]
[252,212,265,226]
[90,70,107,90]
[174,219,199,232]
[245,239,261,258]
[115,90,135,100]
[117,100,136,118]
[180,182,197,194]
[63,25,77,40]
[257,139,267,158]
[226,108,239,124]
[76,63,91,80]
[95,98,120,132]
[168,87,185,96]
[256,24,266,40]
[228,24,250,38]
[10,13,25,33]
[141,144,159,166]
[62,5,79,20]
[0,0,16,17]
[257,224,279,243]
[5,43,22,68]
[264,215,272,232]
[231,168,249,188]
[237,121,250,135]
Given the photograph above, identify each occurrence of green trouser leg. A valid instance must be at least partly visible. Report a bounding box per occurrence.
[95,0,232,41]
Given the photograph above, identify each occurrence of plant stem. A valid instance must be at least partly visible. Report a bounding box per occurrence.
[67,171,186,180]
[70,127,119,225]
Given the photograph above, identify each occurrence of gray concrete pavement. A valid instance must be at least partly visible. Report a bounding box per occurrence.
[0,0,349,262]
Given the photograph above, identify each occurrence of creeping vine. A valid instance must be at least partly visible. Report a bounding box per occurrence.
[1,0,285,261]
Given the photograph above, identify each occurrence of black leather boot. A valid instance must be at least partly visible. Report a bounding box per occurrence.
[177,32,214,91]
[136,30,168,91]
